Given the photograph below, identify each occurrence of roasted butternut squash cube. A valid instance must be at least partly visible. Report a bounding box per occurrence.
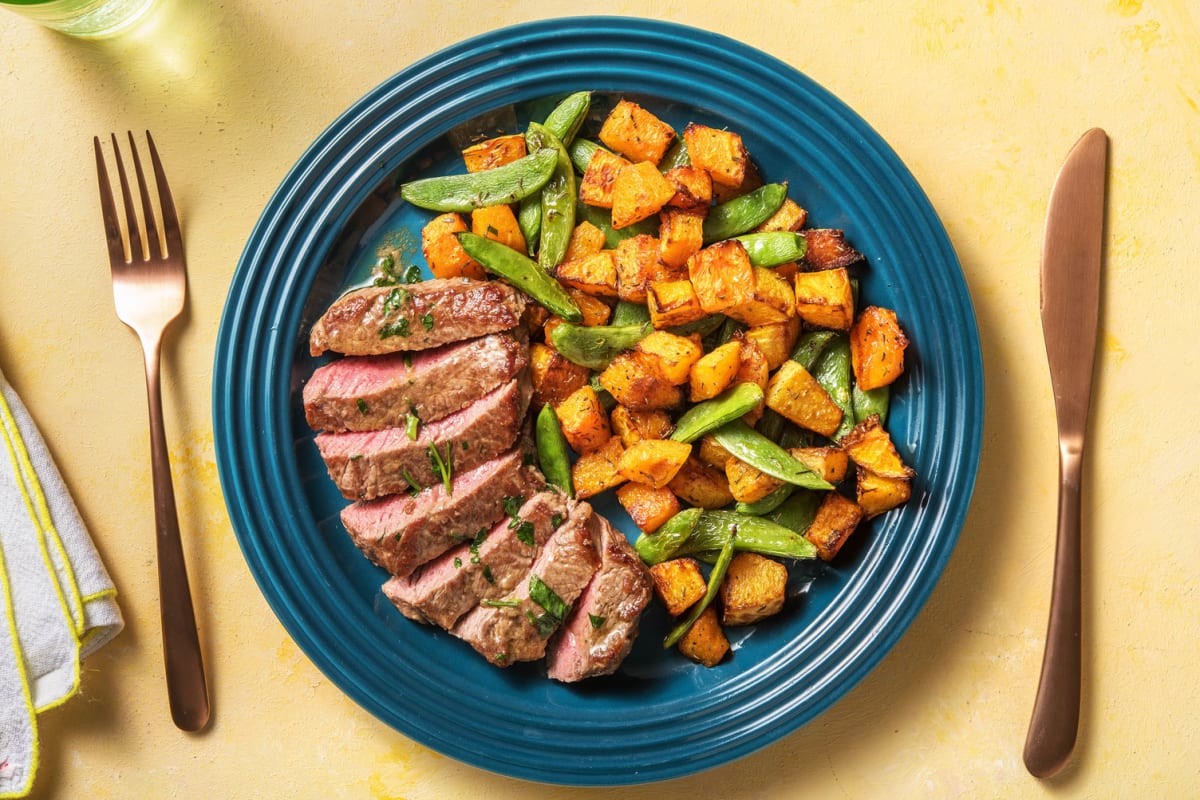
[554,250,620,298]
[421,213,485,280]
[688,240,755,316]
[615,234,663,303]
[635,331,704,386]
[461,133,527,173]
[647,280,708,330]
[598,351,683,411]
[648,558,707,616]
[805,491,865,561]
[794,267,854,331]
[725,457,784,504]
[744,317,802,371]
[802,228,864,271]
[754,198,808,232]
[688,340,742,402]
[578,147,630,209]
[563,288,612,327]
[711,160,762,204]
[611,161,677,230]
[696,436,734,470]
[617,439,692,489]
[850,306,909,391]
[856,468,912,518]
[564,220,609,260]
[724,266,796,327]
[733,336,770,391]
[611,405,675,447]
[772,261,800,283]
[683,122,749,188]
[471,204,526,254]
[790,446,850,483]
[530,342,592,409]
[571,435,627,499]
[668,457,735,509]
[659,210,705,270]
[664,165,713,214]
[763,360,844,438]
[840,415,915,479]
[617,482,682,534]
[677,606,729,667]
[720,552,788,626]
[598,99,675,165]
[556,385,613,455]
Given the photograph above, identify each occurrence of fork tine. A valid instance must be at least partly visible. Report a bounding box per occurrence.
[145,131,183,260]
[127,131,162,261]
[110,132,144,262]
[94,136,128,267]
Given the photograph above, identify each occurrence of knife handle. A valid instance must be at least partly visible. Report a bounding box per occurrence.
[1023,443,1083,777]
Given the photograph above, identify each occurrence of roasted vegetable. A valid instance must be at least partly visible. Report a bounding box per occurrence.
[634,331,704,386]
[850,305,909,391]
[763,360,844,438]
[541,90,591,145]
[617,482,682,534]
[805,491,865,561]
[647,279,708,329]
[720,552,788,626]
[554,250,620,298]
[648,557,707,616]
[470,205,526,254]
[802,228,864,270]
[549,322,650,370]
[615,234,669,302]
[731,231,808,267]
[702,183,787,243]
[556,385,613,454]
[617,439,692,489]
[525,122,577,271]
[688,340,742,402]
[598,351,683,411]
[571,435,627,499]
[664,165,713,213]
[635,508,819,564]
[457,232,582,323]
[671,382,764,443]
[598,99,675,165]
[610,405,675,447]
[668,457,735,509]
[676,606,729,667]
[664,530,735,648]
[578,146,629,209]
[535,403,574,497]
[402,148,557,212]
[683,122,748,188]
[461,133,528,173]
[421,212,485,280]
[529,342,591,408]
[794,267,855,331]
[710,420,833,490]
[611,161,677,230]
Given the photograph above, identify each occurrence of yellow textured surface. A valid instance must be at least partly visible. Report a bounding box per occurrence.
[1,0,1197,797]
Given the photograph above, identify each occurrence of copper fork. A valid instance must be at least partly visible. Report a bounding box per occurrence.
[94,132,210,732]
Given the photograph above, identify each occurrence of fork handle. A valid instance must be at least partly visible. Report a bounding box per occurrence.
[143,337,211,732]
[1023,442,1083,777]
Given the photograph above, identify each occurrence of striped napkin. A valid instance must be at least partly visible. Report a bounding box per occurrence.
[0,368,123,799]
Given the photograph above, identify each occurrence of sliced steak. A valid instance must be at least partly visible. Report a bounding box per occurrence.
[315,379,530,501]
[546,512,653,682]
[303,332,528,432]
[309,278,527,356]
[382,490,569,628]
[340,449,543,578]
[452,501,600,666]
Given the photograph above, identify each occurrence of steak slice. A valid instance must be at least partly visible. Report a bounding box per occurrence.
[315,379,530,501]
[382,490,570,629]
[340,449,543,578]
[303,332,528,432]
[546,512,653,682]
[452,501,600,666]
[309,278,527,356]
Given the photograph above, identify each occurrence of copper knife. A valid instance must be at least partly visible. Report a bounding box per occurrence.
[1023,128,1108,778]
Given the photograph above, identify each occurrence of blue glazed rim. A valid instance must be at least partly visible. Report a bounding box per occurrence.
[213,17,983,786]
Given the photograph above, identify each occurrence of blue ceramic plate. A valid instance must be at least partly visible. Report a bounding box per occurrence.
[214,17,983,786]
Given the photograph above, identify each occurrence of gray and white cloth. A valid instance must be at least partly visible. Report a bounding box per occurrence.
[0,367,122,799]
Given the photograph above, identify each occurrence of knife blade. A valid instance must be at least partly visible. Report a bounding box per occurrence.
[1024,128,1108,778]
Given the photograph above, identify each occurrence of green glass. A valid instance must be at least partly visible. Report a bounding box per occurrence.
[1,0,154,38]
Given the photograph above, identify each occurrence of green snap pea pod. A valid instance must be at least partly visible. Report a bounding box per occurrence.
[730,231,808,267]
[611,300,652,327]
[812,336,854,441]
[634,507,702,564]
[670,383,765,443]
[716,316,746,345]
[667,313,725,339]
[755,407,789,443]
[517,195,541,256]
[526,123,575,271]
[542,91,591,146]
[735,483,797,516]
[711,419,833,490]
[536,404,574,497]
[765,489,823,534]
[779,425,818,450]
[853,383,890,426]
[658,138,690,171]
[401,148,557,212]
[588,374,617,411]
[791,330,837,370]
[549,322,650,369]
[676,510,818,561]
[455,232,583,323]
[575,202,659,247]
[568,138,606,175]
[702,183,788,244]
[663,529,736,649]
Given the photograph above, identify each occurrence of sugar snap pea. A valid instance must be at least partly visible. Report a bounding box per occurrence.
[765,488,823,533]
[670,383,765,443]
[635,508,818,565]
[526,122,575,271]
[633,508,702,564]
[610,300,651,327]
[400,148,557,212]
[568,138,606,175]
[542,91,591,146]
[735,483,797,516]
[853,383,890,426]
[588,374,617,411]
[730,231,808,267]
[549,322,650,369]
[702,183,788,244]
[663,530,736,648]
[517,195,540,255]
[575,202,658,248]
[536,404,574,497]
[710,419,833,490]
[455,232,583,323]
[812,336,855,440]
[667,313,725,339]
[657,138,690,171]
[791,330,837,370]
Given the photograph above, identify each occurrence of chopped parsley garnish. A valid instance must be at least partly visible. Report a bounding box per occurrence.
[356,398,369,414]
[526,575,569,639]
[382,286,411,313]
[402,352,413,368]
[401,263,422,284]
[468,528,488,564]
[482,564,495,584]
[401,469,423,496]
[420,310,436,331]
[380,318,410,338]
[550,514,564,529]
[405,411,420,441]
[588,614,606,629]
[427,442,453,494]
[453,557,462,569]
[502,495,525,518]
[481,599,520,609]
[514,520,535,547]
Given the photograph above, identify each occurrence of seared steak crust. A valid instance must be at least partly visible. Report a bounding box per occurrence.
[309,279,527,356]
[315,379,530,501]
[382,490,569,629]
[340,449,543,578]
[303,332,528,432]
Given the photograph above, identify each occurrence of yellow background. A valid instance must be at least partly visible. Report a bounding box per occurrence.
[1,1,1197,797]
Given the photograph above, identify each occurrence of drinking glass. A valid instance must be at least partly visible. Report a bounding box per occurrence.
[1,0,155,38]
